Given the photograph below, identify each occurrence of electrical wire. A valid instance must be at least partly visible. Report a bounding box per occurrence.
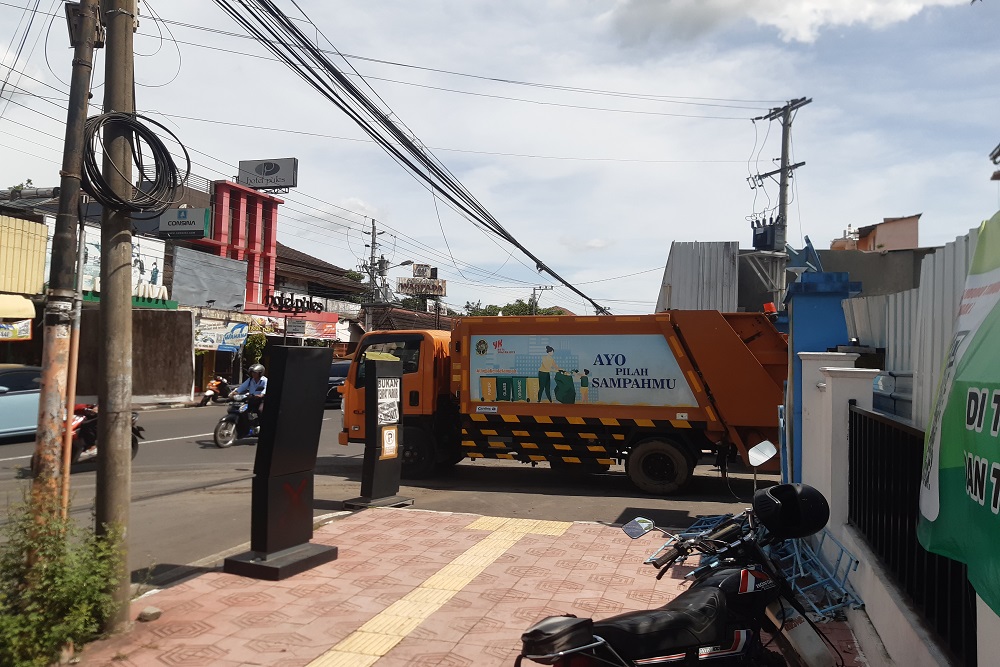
[81,112,190,217]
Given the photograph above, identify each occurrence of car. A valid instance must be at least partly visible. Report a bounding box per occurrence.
[326,359,352,408]
[0,364,42,438]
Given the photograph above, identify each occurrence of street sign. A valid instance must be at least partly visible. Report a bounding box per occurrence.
[158,208,209,239]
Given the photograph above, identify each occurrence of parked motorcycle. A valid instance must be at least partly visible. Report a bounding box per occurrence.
[199,376,232,406]
[516,446,838,667]
[213,394,262,447]
[30,404,143,475]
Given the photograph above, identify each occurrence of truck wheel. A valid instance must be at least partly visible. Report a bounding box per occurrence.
[401,427,436,479]
[627,439,692,495]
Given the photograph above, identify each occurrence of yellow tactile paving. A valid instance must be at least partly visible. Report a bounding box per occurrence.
[307,515,571,667]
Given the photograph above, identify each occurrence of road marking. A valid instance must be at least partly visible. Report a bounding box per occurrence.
[0,454,29,462]
[307,516,571,667]
[143,433,213,444]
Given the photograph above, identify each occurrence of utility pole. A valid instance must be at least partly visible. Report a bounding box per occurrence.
[531,285,552,314]
[97,0,136,633]
[363,219,380,330]
[32,0,101,506]
[748,97,811,306]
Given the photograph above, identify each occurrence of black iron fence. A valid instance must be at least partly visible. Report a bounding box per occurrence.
[848,403,977,666]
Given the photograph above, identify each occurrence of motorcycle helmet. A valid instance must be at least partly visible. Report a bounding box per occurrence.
[249,363,265,375]
[752,483,829,540]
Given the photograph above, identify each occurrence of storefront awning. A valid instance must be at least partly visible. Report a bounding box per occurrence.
[0,295,35,319]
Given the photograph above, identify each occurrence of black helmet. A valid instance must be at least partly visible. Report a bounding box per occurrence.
[752,483,829,540]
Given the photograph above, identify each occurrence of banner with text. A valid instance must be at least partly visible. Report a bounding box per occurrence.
[919,210,1000,615]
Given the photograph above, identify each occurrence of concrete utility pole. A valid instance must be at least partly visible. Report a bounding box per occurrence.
[32,0,101,506]
[363,219,381,330]
[531,285,552,314]
[97,0,136,633]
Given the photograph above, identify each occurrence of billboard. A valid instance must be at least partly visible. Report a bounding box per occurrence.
[237,158,298,189]
[158,208,209,239]
[194,321,249,352]
[397,277,446,296]
[412,263,431,278]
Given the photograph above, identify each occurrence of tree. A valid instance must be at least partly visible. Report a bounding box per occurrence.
[8,179,32,192]
[463,299,563,316]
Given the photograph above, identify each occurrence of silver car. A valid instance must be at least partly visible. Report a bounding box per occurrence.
[0,364,42,438]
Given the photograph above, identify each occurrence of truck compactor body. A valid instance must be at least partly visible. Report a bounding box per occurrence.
[338,311,786,494]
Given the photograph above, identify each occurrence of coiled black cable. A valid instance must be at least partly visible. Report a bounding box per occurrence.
[81,111,190,218]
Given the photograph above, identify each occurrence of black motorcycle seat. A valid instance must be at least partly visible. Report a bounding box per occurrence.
[592,586,727,659]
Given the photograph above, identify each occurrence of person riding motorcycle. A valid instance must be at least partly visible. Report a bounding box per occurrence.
[231,363,267,412]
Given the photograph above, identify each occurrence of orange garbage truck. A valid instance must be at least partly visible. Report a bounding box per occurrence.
[338,311,787,494]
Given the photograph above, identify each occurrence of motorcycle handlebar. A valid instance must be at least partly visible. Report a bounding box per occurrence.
[650,546,683,570]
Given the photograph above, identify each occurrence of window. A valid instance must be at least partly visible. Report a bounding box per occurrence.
[0,370,41,392]
[355,339,421,386]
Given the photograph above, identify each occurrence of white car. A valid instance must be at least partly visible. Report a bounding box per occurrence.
[0,364,42,438]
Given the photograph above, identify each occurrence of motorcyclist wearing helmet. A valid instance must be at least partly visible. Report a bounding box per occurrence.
[232,363,268,411]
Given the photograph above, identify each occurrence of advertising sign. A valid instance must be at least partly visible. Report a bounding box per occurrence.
[237,158,299,189]
[469,334,697,406]
[412,263,431,278]
[45,223,165,295]
[919,211,1000,615]
[0,319,32,341]
[397,277,446,297]
[377,376,400,425]
[304,321,338,340]
[194,321,249,352]
[158,208,209,239]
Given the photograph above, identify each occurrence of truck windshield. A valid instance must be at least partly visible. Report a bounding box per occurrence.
[355,339,421,385]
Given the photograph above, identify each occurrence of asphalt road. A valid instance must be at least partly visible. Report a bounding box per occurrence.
[0,404,776,585]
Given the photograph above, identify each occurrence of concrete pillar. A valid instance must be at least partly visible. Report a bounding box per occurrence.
[979,595,1000,667]
[798,352,859,504]
[818,366,880,532]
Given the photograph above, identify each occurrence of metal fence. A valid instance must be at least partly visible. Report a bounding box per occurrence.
[848,403,977,666]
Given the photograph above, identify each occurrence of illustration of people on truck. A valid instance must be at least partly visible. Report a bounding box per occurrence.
[572,368,591,402]
[537,345,561,402]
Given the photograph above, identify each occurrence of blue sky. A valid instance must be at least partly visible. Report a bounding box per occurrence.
[1,0,998,314]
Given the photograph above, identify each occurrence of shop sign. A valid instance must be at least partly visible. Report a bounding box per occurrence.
[397,277,447,296]
[0,319,32,341]
[237,158,298,189]
[265,290,324,314]
[158,208,209,239]
[285,318,306,335]
[195,321,249,352]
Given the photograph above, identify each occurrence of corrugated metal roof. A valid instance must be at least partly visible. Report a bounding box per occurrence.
[656,241,738,312]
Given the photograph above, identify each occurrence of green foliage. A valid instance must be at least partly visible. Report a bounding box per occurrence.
[7,179,32,192]
[398,296,426,311]
[243,333,267,364]
[464,298,564,317]
[0,494,123,667]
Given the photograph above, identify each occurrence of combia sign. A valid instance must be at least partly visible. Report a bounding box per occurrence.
[265,290,324,314]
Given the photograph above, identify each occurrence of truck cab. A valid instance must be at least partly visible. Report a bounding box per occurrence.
[338,329,454,477]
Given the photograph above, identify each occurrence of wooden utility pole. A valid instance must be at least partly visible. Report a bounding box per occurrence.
[97,0,135,633]
[32,0,101,505]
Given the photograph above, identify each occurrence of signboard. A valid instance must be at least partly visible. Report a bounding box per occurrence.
[397,277,446,297]
[285,318,306,335]
[304,321,338,340]
[237,158,298,189]
[46,222,165,295]
[265,290,324,313]
[0,319,32,341]
[377,376,400,425]
[380,425,398,459]
[412,264,431,278]
[158,208,209,239]
[194,321,249,352]
[919,211,1000,615]
[469,334,697,407]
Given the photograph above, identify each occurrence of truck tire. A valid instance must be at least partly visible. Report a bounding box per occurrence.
[626,439,692,495]
[401,426,437,479]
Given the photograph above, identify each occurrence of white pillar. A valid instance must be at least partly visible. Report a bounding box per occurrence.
[819,366,880,532]
[799,353,859,497]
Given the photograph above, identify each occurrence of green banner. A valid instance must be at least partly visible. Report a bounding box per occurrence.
[919,211,1000,614]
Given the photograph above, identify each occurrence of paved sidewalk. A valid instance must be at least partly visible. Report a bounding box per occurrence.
[78,507,867,667]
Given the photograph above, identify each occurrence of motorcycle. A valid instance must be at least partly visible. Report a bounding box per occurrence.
[213,393,262,448]
[199,376,232,406]
[516,446,838,667]
[31,404,143,475]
